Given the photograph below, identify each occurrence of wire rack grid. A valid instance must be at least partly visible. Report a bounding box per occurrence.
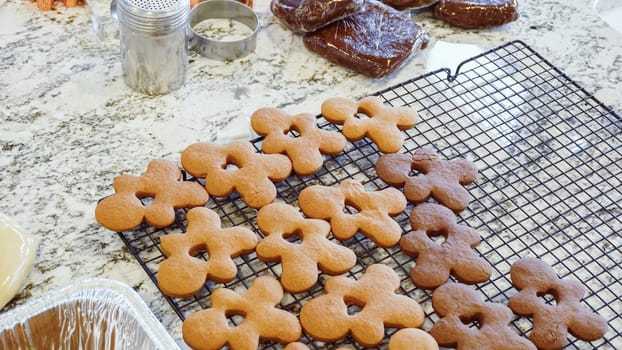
[117,40,622,349]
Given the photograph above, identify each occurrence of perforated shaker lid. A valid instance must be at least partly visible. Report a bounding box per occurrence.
[118,0,190,33]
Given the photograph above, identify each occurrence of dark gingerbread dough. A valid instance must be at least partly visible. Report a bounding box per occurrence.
[303,0,429,78]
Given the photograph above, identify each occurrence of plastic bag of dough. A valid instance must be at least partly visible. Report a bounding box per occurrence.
[433,0,519,29]
[380,0,437,11]
[271,0,365,33]
[303,0,430,78]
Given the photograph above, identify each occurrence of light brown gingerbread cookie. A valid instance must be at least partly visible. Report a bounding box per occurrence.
[251,108,346,176]
[300,264,425,347]
[95,159,209,232]
[256,202,356,293]
[321,96,418,153]
[389,328,439,350]
[509,257,608,350]
[183,276,301,350]
[181,141,292,209]
[431,282,536,350]
[376,148,478,212]
[298,179,407,248]
[399,203,491,289]
[157,207,258,298]
[284,342,310,350]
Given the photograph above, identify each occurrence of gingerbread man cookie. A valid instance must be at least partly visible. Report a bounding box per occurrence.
[376,148,478,212]
[95,159,209,232]
[389,328,439,350]
[286,332,439,350]
[183,276,301,350]
[284,343,309,350]
[321,96,418,153]
[399,203,491,289]
[431,282,536,350]
[300,264,425,347]
[509,257,608,350]
[298,179,407,248]
[256,202,356,293]
[157,207,258,298]
[251,108,347,176]
[181,141,292,209]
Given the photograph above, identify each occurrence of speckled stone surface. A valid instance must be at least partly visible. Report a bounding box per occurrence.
[0,0,621,348]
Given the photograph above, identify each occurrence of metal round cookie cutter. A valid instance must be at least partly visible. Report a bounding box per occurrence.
[188,0,259,61]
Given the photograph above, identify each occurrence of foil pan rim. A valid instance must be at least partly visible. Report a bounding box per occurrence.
[0,278,180,350]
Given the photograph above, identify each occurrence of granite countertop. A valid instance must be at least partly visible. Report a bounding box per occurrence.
[1,0,621,347]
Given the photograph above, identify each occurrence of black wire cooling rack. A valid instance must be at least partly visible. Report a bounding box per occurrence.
[117,40,622,349]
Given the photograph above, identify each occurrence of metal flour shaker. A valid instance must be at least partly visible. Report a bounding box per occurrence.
[116,0,190,95]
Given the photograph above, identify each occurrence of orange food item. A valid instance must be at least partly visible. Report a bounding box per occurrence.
[60,0,80,7]
[36,0,54,10]
[35,0,81,10]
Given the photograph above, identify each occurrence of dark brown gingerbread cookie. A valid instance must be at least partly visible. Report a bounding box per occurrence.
[376,148,478,212]
[509,257,608,350]
[400,203,491,289]
[431,282,536,350]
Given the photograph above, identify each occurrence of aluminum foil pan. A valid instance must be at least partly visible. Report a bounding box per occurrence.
[0,279,179,350]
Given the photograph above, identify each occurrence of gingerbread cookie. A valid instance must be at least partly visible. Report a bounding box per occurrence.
[251,108,346,176]
[509,257,608,350]
[389,328,439,350]
[298,179,407,248]
[431,282,536,350]
[321,96,419,153]
[300,264,425,346]
[181,141,292,209]
[284,342,309,350]
[157,207,258,298]
[376,148,478,212]
[256,202,356,293]
[399,203,491,289]
[183,276,301,350]
[95,159,209,232]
